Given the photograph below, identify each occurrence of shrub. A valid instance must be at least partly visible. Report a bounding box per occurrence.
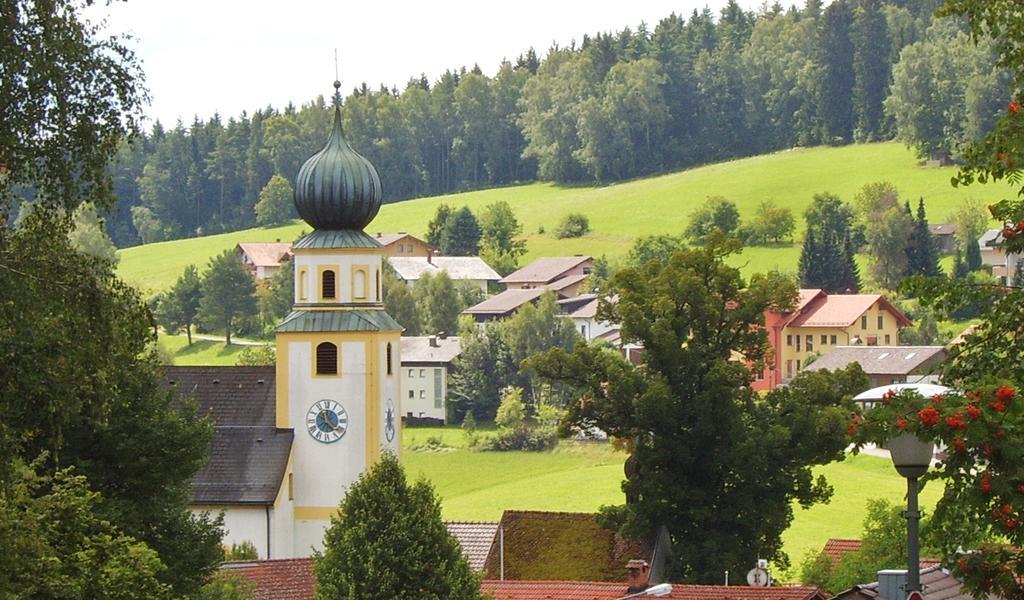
[224,540,258,561]
[478,426,558,451]
[495,387,526,429]
[554,213,590,239]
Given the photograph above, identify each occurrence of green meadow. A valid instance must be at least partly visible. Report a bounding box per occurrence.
[400,427,942,578]
[117,142,1010,294]
[156,333,261,365]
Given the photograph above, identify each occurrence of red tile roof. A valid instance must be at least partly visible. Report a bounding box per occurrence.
[481,580,825,600]
[236,242,292,268]
[788,293,911,328]
[823,538,862,561]
[221,558,314,600]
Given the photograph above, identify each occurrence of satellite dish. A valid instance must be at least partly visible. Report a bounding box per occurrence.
[746,567,769,587]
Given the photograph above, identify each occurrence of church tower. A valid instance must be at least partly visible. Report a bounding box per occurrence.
[276,80,402,555]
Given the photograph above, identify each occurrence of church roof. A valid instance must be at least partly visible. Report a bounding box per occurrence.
[292,229,382,250]
[276,309,403,333]
[164,366,292,506]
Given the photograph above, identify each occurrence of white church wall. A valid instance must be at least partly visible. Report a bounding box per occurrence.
[193,505,269,558]
[293,254,383,304]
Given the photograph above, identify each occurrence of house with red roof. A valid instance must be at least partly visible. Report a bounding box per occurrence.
[753,289,912,391]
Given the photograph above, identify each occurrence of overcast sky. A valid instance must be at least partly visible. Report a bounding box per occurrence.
[91,0,770,126]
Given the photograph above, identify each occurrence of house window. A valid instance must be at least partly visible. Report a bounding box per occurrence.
[820,335,827,345]
[408,369,414,378]
[419,369,425,378]
[877,315,884,329]
[419,390,425,399]
[830,335,837,345]
[316,342,338,375]
[884,334,891,345]
[796,336,801,352]
[408,390,414,399]
[786,335,792,346]
[322,270,336,300]
[796,359,801,370]
[755,370,764,381]
[386,343,393,375]
[861,315,868,330]
[786,360,793,378]
[806,335,813,352]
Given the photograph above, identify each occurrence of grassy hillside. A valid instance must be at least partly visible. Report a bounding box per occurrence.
[400,427,941,578]
[118,142,1010,294]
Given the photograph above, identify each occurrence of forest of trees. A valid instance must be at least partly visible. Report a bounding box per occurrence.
[102,0,1007,248]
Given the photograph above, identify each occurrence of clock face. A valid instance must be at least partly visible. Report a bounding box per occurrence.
[305,399,348,444]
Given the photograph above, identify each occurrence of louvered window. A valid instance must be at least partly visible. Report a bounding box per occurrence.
[386,343,393,375]
[316,342,338,375]
[322,270,336,299]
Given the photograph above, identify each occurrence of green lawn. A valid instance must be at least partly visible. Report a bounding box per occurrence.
[400,427,941,578]
[117,142,1011,294]
[156,332,256,366]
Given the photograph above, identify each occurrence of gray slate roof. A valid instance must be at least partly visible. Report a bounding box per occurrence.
[463,288,549,316]
[164,366,292,506]
[808,346,946,376]
[401,336,461,364]
[842,565,998,600]
[276,309,403,333]
[500,256,591,284]
[388,256,501,282]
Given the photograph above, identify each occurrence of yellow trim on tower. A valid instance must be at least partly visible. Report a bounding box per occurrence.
[276,337,290,428]
[316,265,339,301]
[293,506,340,521]
[365,338,380,465]
[297,266,308,301]
[352,265,369,300]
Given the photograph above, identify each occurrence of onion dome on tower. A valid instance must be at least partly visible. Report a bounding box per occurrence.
[294,80,382,231]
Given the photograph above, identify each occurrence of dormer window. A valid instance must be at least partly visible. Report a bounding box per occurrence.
[322,270,336,300]
[316,342,338,375]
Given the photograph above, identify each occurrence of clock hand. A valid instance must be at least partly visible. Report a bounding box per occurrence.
[320,409,341,432]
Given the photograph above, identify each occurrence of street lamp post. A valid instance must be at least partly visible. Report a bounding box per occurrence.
[887,433,934,597]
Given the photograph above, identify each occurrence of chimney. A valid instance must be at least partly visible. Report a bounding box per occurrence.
[428,335,438,348]
[877,569,907,600]
[626,559,650,593]
[437,331,447,340]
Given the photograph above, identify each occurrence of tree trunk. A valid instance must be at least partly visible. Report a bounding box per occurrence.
[186,323,192,345]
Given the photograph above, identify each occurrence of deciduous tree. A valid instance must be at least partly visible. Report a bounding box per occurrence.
[527,238,857,581]
[254,174,295,227]
[198,250,258,345]
[161,265,202,344]
[685,196,740,242]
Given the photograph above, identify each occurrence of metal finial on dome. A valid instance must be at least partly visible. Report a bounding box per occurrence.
[293,75,382,231]
[332,50,343,107]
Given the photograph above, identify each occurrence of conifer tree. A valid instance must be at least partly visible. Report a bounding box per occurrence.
[799,229,823,288]
[440,206,482,256]
[800,193,861,292]
[966,234,983,272]
[906,197,941,276]
[314,453,482,600]
[851,0,891,140]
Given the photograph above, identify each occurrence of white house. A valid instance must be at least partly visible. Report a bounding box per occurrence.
[557,294,615,341]
[979,228,1022,284]
[388,256,501,293]
[237,242,292,280]
[400,335,461,423]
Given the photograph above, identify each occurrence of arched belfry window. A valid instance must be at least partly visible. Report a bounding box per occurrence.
[316,342,338,375]
[322,270,336,300]
[386,342,393,375]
